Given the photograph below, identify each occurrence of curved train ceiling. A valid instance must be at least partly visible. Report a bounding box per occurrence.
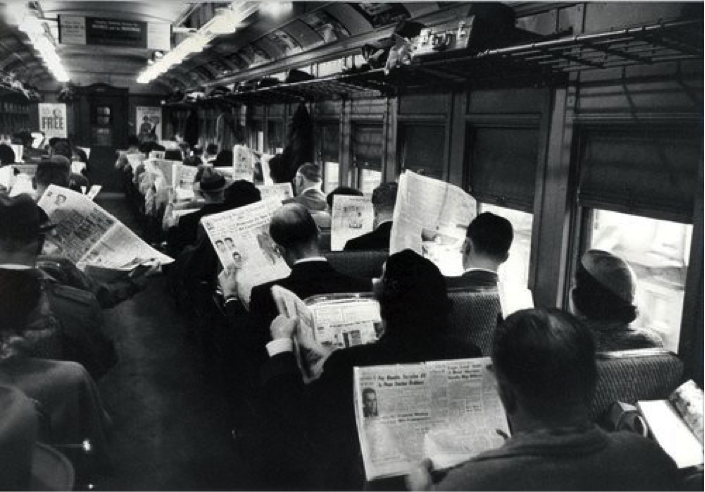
[0,1,463,94]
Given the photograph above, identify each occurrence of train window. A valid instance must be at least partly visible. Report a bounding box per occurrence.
[250,120,264,151]
[468,126,538,211]
[586,209,693,353]
[267,120,284,153]
[317,123,340,192]
[352,124,382,193]
[477,203,533,290]
[398,124,445,179]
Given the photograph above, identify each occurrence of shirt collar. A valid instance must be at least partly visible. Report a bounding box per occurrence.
[376,219,393,228]
[294,257,327,265]
[463,267,498,275]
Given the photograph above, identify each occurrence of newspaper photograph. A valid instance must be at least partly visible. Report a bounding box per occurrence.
[257,183,293,202]
[354,357,509,481]
[38,185,173,270]
[201,198,290,305]
[233,144,257,182]
[331,195,374,251]
[390,171,476,276]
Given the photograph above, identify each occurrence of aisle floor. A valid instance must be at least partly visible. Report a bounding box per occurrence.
[92,193,246,490]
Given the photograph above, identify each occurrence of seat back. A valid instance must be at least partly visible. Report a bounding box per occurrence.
[447,288,501,356]
[324,250,388,279]
[591,348,684,419]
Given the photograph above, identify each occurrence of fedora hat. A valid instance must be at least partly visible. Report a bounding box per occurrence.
[0,384,74,490]
[0,193,56,240]
[193,167,229,193]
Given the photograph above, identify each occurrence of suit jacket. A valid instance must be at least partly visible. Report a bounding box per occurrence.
[343,222,393,251]
[230,260,372,354]
[167,202,229,254]
[446,269,499,290]
[284,188,327,212]
[261,330,482,489]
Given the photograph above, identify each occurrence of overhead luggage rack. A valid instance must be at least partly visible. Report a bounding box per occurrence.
[183,17,702,106]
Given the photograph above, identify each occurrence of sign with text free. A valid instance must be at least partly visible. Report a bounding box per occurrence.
[38,103,67,139]
[59,15,170,50]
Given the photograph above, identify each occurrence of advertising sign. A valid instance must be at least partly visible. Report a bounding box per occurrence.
[136,106,162,142]
[38,103,67,139]
[59,15,170,51]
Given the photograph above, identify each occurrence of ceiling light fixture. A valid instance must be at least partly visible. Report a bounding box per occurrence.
[12,6,70,83]
[137,1,258,84]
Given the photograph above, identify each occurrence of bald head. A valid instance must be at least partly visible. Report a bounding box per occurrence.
[269,203,319,256]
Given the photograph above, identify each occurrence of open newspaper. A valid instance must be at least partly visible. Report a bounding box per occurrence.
[126,153,145,172]
[71,161,86,175]
[201,197,290,306]
[86,185,102,201]
[354,357,509,481]
[637,380,704,468]
[38,185,173,272]
[390,171,476,276]
[257,183,293,202]
[271,286,381,382]
[171,164,199,202]
[0,165,15,189]
[331,195,374,251]
[233,145,257,181]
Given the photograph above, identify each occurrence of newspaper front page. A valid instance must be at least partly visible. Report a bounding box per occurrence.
[354,357,509,481]
[390,171,476,276]
[201,198,290,305]
[172,164,198,202]
[331,195,374,251]
[257,183,293,202]
[233,145,257,181]
[38,185,173,270]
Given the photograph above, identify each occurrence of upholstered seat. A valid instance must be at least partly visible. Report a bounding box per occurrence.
[447,288,501,356]
[324,250,388,280]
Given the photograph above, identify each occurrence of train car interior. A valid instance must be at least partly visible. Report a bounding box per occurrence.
[0,1,702,490]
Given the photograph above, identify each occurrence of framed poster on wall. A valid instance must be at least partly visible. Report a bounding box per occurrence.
[38,103,68,139]
[136,106,162,143]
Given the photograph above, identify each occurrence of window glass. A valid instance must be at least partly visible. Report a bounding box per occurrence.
[359,168,381,194]
[589,209,692,352]
[323,161,339,194]
[478,204,533,290]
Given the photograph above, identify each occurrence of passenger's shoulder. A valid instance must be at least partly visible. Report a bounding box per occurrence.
[49,284,98,307]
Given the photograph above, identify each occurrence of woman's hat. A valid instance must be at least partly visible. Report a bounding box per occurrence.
[193,167,229,193]
[0,384,74,490]
[580,249,637,304]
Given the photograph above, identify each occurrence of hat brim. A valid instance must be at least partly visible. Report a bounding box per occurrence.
[30,443,75,491]
[193,178,233,193]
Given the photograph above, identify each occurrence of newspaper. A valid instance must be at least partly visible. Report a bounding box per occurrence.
[13,164,38,178]
[11,144,23,163]
[331,195,374,251]
[271,287,381,382]
[497,278,534,319]
[149,150,166,160]
[354,357,509,480]
[257,183,293,202]
[126,153,144,172]
[260,154,274,185]
[71,161,86,174]
[9,175,34,198]
[171,164,198,202]
[390,171,476,276]
[38,185,173,270]
[233,145,257,181]
[0,166,15,189]
[201,197,290,306]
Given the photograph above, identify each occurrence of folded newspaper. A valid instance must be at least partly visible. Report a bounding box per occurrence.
[354,357,509,480]
[171,164,198,202]
[201,198,290,306]
[38,185,173,272]
[257,183,293,203]
[331,195,374,251]
[390,171,476,276]
[271,287,382,383]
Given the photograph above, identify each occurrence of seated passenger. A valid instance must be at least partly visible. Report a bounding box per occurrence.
[204,143,218,163]
[284,163,330,228]
[260,250,482,489]
[114,135,141,172]
[167,167,231,254]
[571,249,663,351]
[407,308,678,491]
[220,203,370,353]
[0,275,112,468]
[0,143,16,165]
[0,194,117,379]
[212,149,233,168]
[49,139,88,191]
[344,182,397,251]
[446,212,513,289]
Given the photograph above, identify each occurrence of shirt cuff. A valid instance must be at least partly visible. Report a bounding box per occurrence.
[266,338,294,357]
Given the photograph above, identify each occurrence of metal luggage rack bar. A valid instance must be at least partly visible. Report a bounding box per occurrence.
[419,18,703,77]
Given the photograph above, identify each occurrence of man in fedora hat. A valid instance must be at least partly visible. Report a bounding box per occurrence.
[0,384,75,490]
[0,193,116,380]
[167,167,231,254]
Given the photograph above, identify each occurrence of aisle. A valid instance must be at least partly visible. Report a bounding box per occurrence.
[92,193,246,490]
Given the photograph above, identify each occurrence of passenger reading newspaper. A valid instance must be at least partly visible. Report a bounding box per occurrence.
[271,286,381,381]
[353,358,508,481]
[390,170,476,276]
[331,195,374,251]
[37,184,173,273]
[201,198,290,306]
[257,183,294,202]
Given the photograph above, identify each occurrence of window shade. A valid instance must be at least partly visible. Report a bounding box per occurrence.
[469,127,539,212]
[317,124,339,162]
[578,127,701,223]
[399,125,445,179]
[353,124,383,169]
